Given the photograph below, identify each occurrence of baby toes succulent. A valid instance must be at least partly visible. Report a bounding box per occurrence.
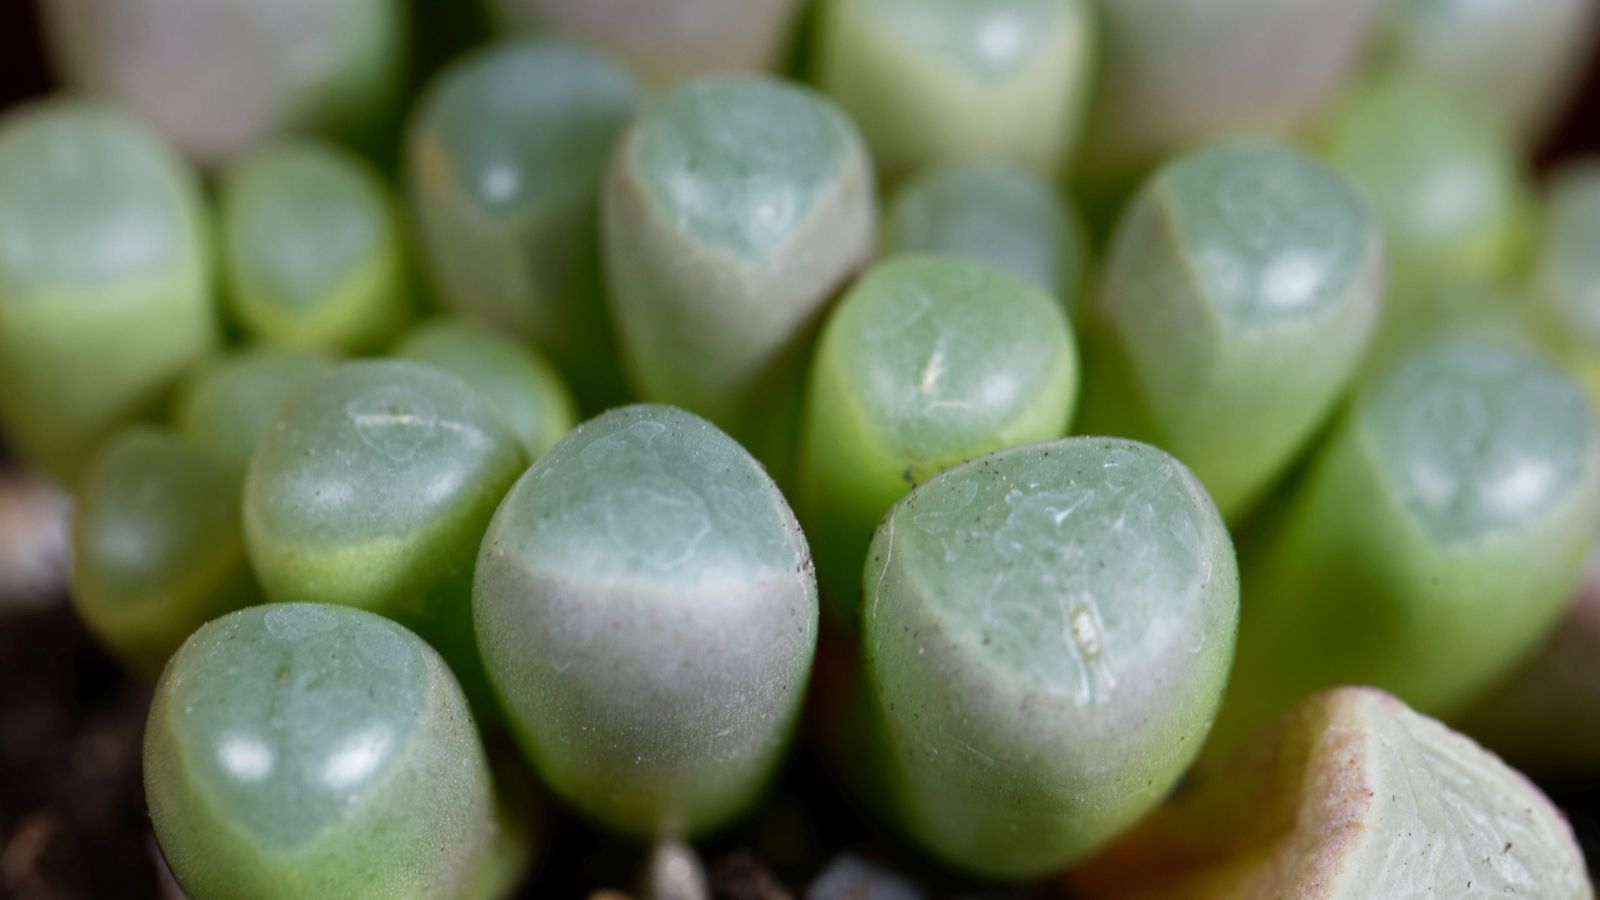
[243,360,527,714]
[72,428,259,676]
[1080,141,1385,519]
[220,140,411,354]
[474,404,818,838]
[811,0,1094,179]
[602,76,875,464]
[845,437,1238,878]
[1213,338,1600,754]
[407,38,640,408]
[145,604,502,900]
[0,99,216,482]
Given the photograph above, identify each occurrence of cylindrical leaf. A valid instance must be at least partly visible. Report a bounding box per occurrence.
[1081,0,1379,181]
[145,604,498,899]
[408,38,639,408]
[1078,141,1385,519]
[474,404,818,838]
[0,99,216,483]
[1457,553,1600,778]
[1325,76,1527,307]
[395,317,577,461]
[1212,339,1600,753]
[1531,162,1600,404]
[811,0,1094,180]
[72,428,258,677]
[221,140,411,353]
[1381,0,1600,142]
[172,346,336,474]
[603,76,875,454]
[855,438,1238,878]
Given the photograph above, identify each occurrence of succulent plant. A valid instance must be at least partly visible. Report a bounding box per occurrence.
[846,437,1238,878]
[0,99,216,484]
[41,0,406,164]
[220,140,411,354]
[1077,141,1385,519]
[795,256,1078,624]
[145,604,503,899]
[1080,0,1380,183]
[243,360,527,713]
[1070,687,1593,899]
[1530,162,1600,403]
[395,317,577,462]
[880,161,1085,314]
[71,427,258,677]
[1457,552,1600,777]
[1211,338,1600,754]
[1325,76,1527,308]
[603,76,875,463]
[487,0,805,85]
[810,0,1094,180]
[172,346,336,474]
[473,404,818,838]
[1380,0,1600,142]
[408,37,639,409]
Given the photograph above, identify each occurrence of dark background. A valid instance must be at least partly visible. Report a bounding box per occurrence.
[3,2,1599,898]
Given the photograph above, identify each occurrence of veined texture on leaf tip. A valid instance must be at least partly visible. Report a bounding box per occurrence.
[854,437,1237,878]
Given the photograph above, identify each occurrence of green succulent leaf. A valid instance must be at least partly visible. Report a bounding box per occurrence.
[602,75,875,461]
[145,604,499,900]
[854,437,1238,878]
[407,37,639,410]
[474,404,818,838]
[0,99,216,483]
[1213,338,1600,754]
[72,427,259,677]
[1381,0,1599,141]
[221,140,411,353]
[1325,76,1528,310]
[243,360,527,715]
[1080,0,1380,182]
[811,0,1094,179]
[172,346,336,475]
[1078,140,1385,519]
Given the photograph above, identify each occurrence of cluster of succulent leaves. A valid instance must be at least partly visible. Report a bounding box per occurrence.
[3,0,1600,897]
